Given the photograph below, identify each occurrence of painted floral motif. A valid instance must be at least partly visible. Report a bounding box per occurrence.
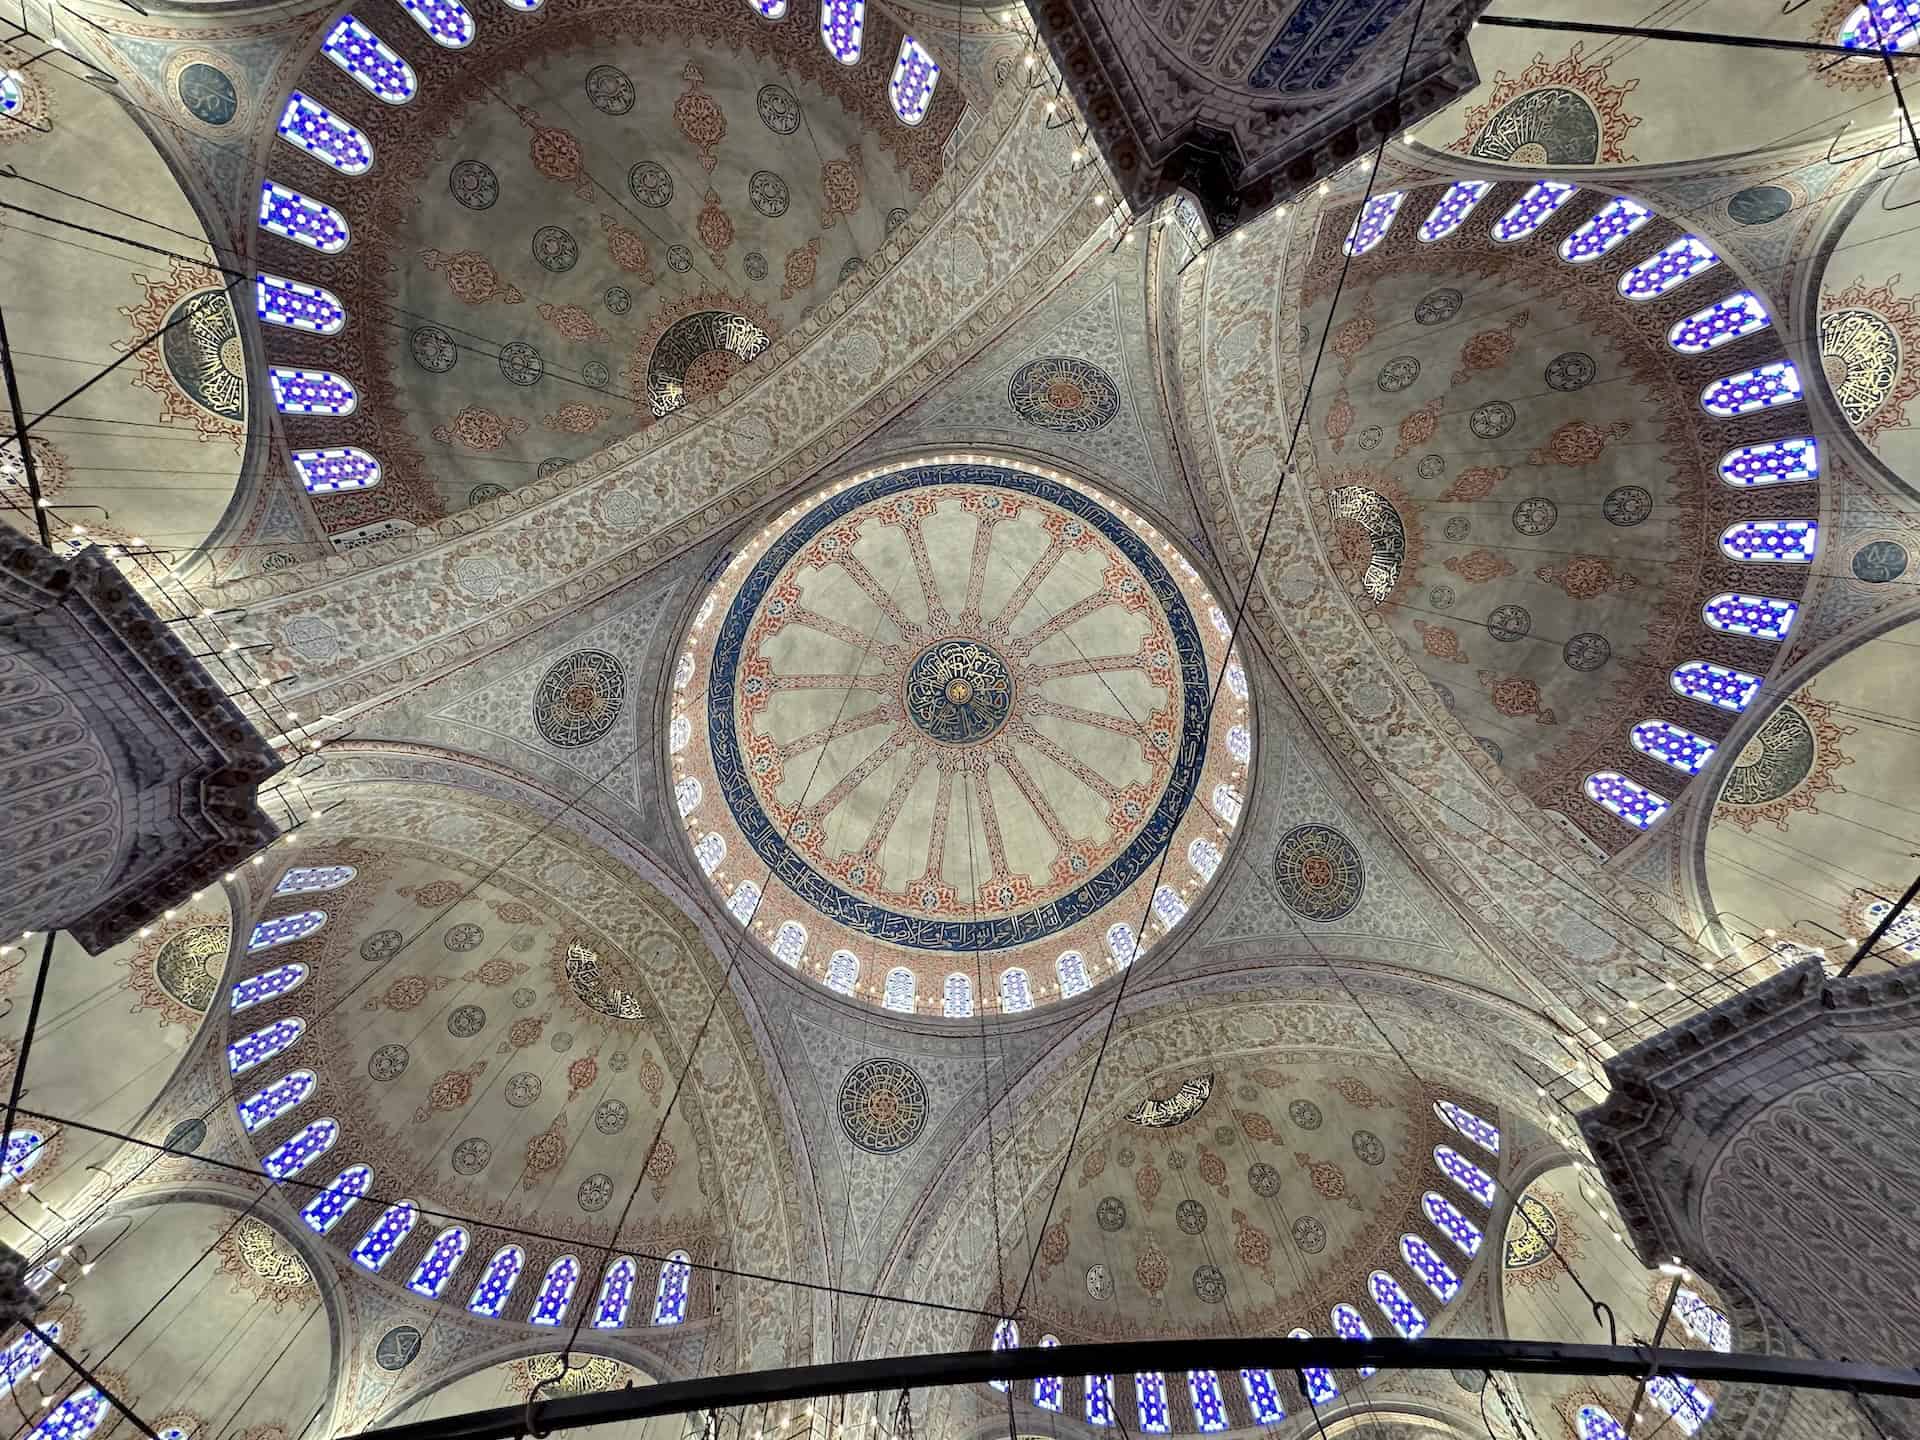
[1329,1076,1388,1107]
[697,189,735,265]
[1324,386,1352,452]
[521,1112,570,1189]
[1413,621,1470,664]
[1329,290,1375,376]
[1135,1242,1170,1294]
[1452,310,1529,385]
[1436,465,1510,503]
[402,879,464,907]
[1394,396,1445,458]
[1478,671,1559,724]
[1535,555,1640,599]
[782,238,821,300]
[673,64,726,172]
[538,303,607,342]
[518,106,595,198]
[420,249,524,305]
[432,406,529,450]
[1135,1161,1162,1209]
[363,974,454,1010]
[1712,692,1856,832]
[413,1060,487,1122]
[1293,1151,1362,1210]
[599,214,655,282]
[820,144,864,225]
[1232,1209,1273,1266]
[542,403,613,433]
[1528,418,1632,468]
[1445,549,1518,584]
[1450,44,1641,162]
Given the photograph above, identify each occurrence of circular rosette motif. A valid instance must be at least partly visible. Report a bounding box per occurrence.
[837,1057,928,1154]
[1008,357,1122,433]
[904,639,1014,744]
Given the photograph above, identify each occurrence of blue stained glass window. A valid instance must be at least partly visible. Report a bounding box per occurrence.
[322,16,417,103]
[1620,237,1719,299]
[466,1245,525,1317]
[1586,771,1671,830]
[399,0,474,47]
[301,1164,371,1233]
[1435,1145,1496,1205]
[1577,1407,1628,1440]
[1631,720,1718,776]
[1330,1305,1378,1375]
[257,274,346,335]
[593,1257,638,1327]
[1435,1100,1500,1154]
[882,966,915,1013]
[1719,436,1817,486]
[751,0,790,15]
[989,1317,1019,1391]
[1368,1271,1427,1338]
[0,1321,57,1393]
[0,1130,45,1187]
[351,1201,417,1269]
[1400,1234,1460,1301]
[407,1226,468,1297]
[1134,1372,1170,1433]
[1057,950,1091,997]
[1559,196,1651,262]
[1086,1374,1116,1427]
[1648,1376,1714,1434]
[1184,1371,1228,1432]
[262,1117,338,1180]
[890,35,940,125]
[499,0,543,10]
[259,182,349,253]
[1034,1335,1063,1412]
[1491,181,1578,243]
[294,448,382,495]
[1672,660,1762,713]
[1418,181,1491,242]
[1676,1288,1733,1351]
[232,963,308,1012]
[825,948,857,995]
[1668,291,1770,353]
[277,92,373,175]
[1703,592,1798,640]
[249,910,327,950]
[0,73,23,116]
[275,865,355,894]
[999,967,1033,1013]
[1702,360,1802,416]
[29,1388,108,1440]
[1240,1369,1286,1424]
[820,0,864,63]
[238,1069,316,1132]
[942,972,972,1017]
[229,1017,305,1075]
[652,1250,692,1324]
[1289,1329,1340,1402]
[270,368,359,417]
[1721,519,1818,563]
[1107,923,1137,967]
[529,1255,580,1325]
[1839,0,1920,49]
[1423,1190,1483,1254]
[1343,191,1405,256]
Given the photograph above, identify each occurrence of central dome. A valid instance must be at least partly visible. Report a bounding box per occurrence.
[671,459,1253,1014]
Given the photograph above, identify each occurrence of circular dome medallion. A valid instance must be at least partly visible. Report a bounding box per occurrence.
[678,461,1250,1007]
[1273,824,1364,922]
[838,1058,928,1154]
[1008,358,1121,432]
[534,650,626,747]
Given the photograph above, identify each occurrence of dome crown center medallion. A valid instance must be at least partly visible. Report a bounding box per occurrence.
[904,638,1013,745]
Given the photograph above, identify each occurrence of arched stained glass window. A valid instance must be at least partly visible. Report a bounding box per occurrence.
[1620,237,1719,299]
[1291,1328,1341,1400]
[1703,593,1798,640]
[1226,659,1248,699]
[1152,886,1187,928]
[820,0,864,63]
[1424,1190,1482,1253]
[275,865,356,894]
[1435,1100,1500,1153]
[1862,897,1920,956]
[1368,1270,1428,1337]
[1418,180,1491,242]
[1721,519,1818,563]
[1668,291,1770,353]
[1577,1407,1628,1440]
[653,1250,693,1324]
[1720,436,1817,486]
[1226,725,1251,763]
[270,367,359,416]
[669,714,690,752]
[1330,1304,1378,1375]
[1134,1372,1170,1433]
[232,963,308,1012]
[322,16,416,103]
[407,1226,469,1297]
[1085,1374,1116,1427]
[1839,0,1920,50]
[1434,1145,1496,1205]
[593,1256,638,1328]
[28,1387,108,1440]
[773,920,806,966]
[1056,951,1090,998]
[240,1067,318,1136]
[1212,784,1243,826]
[276,92,373,175]
[257,275,346,335]
[889,35,940,125]
[943,972,973,1016]
[0,1321,57,1393]
[262,1117,338,1180]
[727,880,761,925]
[989,1318,1019,1393]
[1186,1371,1228,1432]
[694,832,726,875]
[1648,1375,1714,1433]
[294,448,382,495]
[466,1245,525,1318]
[1631,720,1718,776]
[249,910,326,951]
[1559,196,1651,262]
[229,1017,306,1075]
[883,966,916,1013]
[1106,923,1137,968]
[498,0,542,11]
[1342,191,1405,256]
[399,0,474,46]
[529,1256,581,1325]
[1034,1335,1063,1412]
[1240,1368,1286,1424]
[1491,181,1578,243]
[1675,1288,1733,1351]
[826,949,859,996]
[675,777,702,817]
[1187,837,1221,882]
[1586,772,1670,830]
[300,1164,371,1234]
[351,1200,417,1270]
[1400,1234,1459,1301]
[259,182,350,253]
[998,967,1033,1012]
[750,0,789,15]
[0,1131,46,1187]
[1702,360,1803,416]
[1671,660,1762,713]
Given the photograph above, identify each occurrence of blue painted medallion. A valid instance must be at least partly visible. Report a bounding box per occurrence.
[903,639,1013,744]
